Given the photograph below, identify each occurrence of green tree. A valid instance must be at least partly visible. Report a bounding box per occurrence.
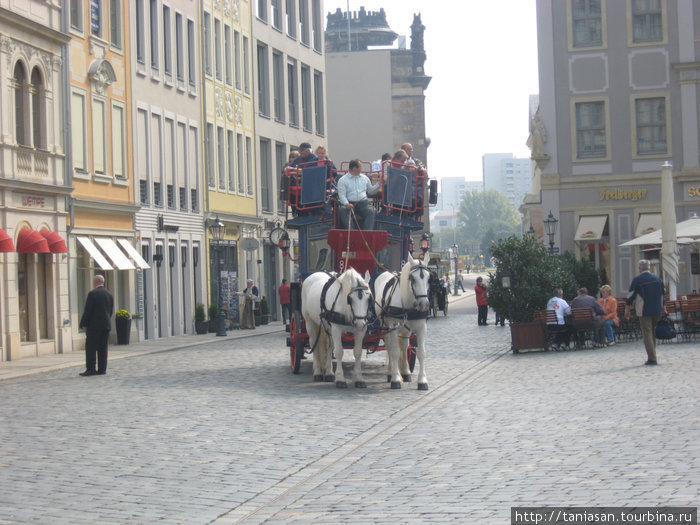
[458,190,521,249]
[558,252,600,298]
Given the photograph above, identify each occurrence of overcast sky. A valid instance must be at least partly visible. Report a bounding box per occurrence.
[323,0,540,182]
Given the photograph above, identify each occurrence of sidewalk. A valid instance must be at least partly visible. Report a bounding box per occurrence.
[0,323,285,382]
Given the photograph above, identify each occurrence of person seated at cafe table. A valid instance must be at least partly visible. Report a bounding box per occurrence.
[571,287,606,346]
[546,287,572,350]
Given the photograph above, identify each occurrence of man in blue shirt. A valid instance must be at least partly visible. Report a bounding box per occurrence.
[337,159,381,230]
[289,142,317,167]
[625,259,666,365]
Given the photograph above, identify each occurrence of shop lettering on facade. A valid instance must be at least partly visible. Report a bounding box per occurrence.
[21,195,46,208]
[687,186,700,198]
[599,188,647,201]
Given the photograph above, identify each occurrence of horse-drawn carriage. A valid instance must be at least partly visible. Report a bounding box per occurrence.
[428,254,450,317]
[270,157,437,389]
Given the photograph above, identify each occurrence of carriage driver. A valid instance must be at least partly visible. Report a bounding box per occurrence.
[337,159,382,230]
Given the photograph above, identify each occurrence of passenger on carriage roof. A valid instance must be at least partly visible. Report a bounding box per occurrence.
[337,159,381,231]
[401,142,424,168]
[371,153,391,172]
[315,145,338,182]
[289,142,317,167]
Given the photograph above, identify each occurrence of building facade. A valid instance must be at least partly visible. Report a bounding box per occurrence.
[252,0,327,318]
[0,2,71,360]
[525,0,700,295]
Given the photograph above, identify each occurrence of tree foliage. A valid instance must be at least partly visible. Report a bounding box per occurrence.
[458,189,521,246]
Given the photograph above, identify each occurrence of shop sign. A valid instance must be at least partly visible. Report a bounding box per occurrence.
[599,188,647,201]
[684,183,700,200]
[17,194,53,209]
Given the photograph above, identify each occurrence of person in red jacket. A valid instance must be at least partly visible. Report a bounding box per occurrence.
[475,276,489,326]
[278,278,291,326]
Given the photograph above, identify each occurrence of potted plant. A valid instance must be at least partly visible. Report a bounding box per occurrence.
[259,296,270,325]
[208,303,218,332]
[115,309,131,345]
[194,303,208,335]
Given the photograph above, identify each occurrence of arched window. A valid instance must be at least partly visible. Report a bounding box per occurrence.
[13,62,27,145]
[31,67,44,149]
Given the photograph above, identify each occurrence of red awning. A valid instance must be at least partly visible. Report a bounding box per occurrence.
[16,228,50,253]
[40,229,68,253]
[0,228,15,252]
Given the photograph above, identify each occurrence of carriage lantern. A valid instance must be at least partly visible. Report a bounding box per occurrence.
[420,233,430,254]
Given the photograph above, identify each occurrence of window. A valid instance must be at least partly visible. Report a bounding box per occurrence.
[90,0,103,37]
[260,138,272,211]
[203,12,212,77]
[227,130,235,191]
[272,51,285,121]
[299,0,309,45]
[14,62,27,145]
[112,104,125,177]
[110,0,122,48]
[257,0,267,21]
[287,60,298,127]
[234,31,241,89]
[246,136,253,195]
[632,0,662,43]
[286,0,296,38]
[237,133,244,193]
[214,19,222,81]
[136,0,145,63]
[176,13,184,81]
[301,65,311,131]
[206,123,215,187]
[187,19,196,86]
[30,68,44,149]
[635,97,667,155]
[70,0,83,31]
[154,181,162,206]
[92,99,106,174]
[179,187,187,209]
[312,0,322,51]
[150,0,159,69]
[191,188,198,211]
[243,36,251,94]
[276,142,286,208]
[314,71,324,134]
[257,43,270,117]
[140,180,149,204]
[225,25,232,85]
[163,6,172,76]
[71,92,86,171]
[271,0,282,29]
[572,0,602,48]
[575,101,606,158]
[167,184,175,208]
[217,126,226,190]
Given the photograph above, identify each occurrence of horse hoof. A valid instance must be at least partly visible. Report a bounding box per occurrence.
[418,383,429,391]
[355,381,366,389]
[390,381,402,390]
[313,375,324,382]
[324,374,335,383]
[336,381,347,389]
[402,374,412,383]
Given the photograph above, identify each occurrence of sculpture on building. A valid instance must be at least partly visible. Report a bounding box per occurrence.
[527,103,550,168]
[410,14,427,74]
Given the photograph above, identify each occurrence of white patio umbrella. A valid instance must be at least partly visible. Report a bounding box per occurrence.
[661,162,678,300]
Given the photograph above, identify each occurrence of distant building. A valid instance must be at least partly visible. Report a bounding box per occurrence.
[482,153,532,211]
[439,178,483,211]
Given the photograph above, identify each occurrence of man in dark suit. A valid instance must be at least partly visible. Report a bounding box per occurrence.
[79,274,114,376]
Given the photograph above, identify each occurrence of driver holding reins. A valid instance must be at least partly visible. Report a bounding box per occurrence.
[337,158,382,230]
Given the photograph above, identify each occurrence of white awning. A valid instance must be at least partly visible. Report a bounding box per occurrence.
[77,236,113,270]
[95,238,135,270]
[574,216,608,241]
[117,239,151,269]
[635,213,661,237]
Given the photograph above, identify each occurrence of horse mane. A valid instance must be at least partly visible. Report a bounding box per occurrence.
[339,267,368,294]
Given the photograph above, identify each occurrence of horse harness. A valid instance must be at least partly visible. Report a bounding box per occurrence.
[319,272,371,327]
[379,265,430,324]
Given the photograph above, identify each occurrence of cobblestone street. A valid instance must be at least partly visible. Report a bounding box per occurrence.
[0,278,698,524]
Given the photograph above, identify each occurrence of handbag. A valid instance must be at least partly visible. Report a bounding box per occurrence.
[655,316,677,340]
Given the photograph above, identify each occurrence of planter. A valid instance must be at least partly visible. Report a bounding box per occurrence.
[195,320,209,335]
[510,321,546,354]
[261,314,270,325]
[116,317,131,345]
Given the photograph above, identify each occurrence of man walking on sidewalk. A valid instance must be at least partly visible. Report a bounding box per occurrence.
[625,259,665,365]
[79,275,114,376]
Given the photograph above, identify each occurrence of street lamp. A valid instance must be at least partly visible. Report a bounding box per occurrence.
[209,215,227,336]
[543,210,558,255]
[501,269,512,326]
[527,224,535,236]
[452,243,459,296]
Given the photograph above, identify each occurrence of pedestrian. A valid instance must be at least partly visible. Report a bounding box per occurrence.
[598,284,619,346]
[79,274,114,376]
[278,278,291,326]
[625,259,665,365]
[443,275,451,295]
[240,279,259,329]
[456,273,466,293]
[475,276,488,325]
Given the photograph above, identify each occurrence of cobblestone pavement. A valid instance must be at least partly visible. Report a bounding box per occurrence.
[0,278,698,524]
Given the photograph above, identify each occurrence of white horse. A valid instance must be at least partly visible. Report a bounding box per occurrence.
[301,268,373,388]
[373,253,431,390]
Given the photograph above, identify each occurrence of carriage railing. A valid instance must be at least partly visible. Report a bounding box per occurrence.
[280,160,335,218]
[379,161,426,218]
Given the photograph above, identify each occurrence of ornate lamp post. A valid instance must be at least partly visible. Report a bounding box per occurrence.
[543,210,558,255]
[501,269,512,326]
[452,243,459,296]
[209,215,227,336]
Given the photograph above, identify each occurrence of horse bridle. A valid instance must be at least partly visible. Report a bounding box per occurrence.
[408,264,429,302]
[346,281,372,324]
